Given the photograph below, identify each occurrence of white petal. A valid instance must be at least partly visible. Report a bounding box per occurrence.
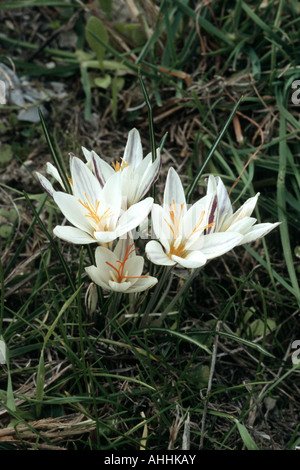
[53,226,95,244]
[145,240,175,266]
[171,251,207,268]
[123,153,151,205]
[71,156,102,202]
[239,222,280,245]
[227,193,259,227]
[35,172,55,198]
[120,167,140,207]
[150,204,170,251]
[93,229,119,244]
[226,216,257,235]
[94,246,118,283]
[85,265,110,290]
[216,176,233,219]
[91,150,114,187]
[81,146,92,163]
[136,149,162,202]
[46,163,66,190]
[164,167,186,208]
[193,232,243,259]
[116,197,153,239]
[206,175,217,198]
[108,280,132,292]
[53,192,92,232]
[182,195,212,244]
[100,171,122,225]
[113,236,135,260]
[123,128,143,168]
[125,275,158,293]
[124,256,144,279]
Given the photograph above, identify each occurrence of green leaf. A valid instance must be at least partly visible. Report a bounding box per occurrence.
[97,0,112,15]
[0,144,13,166]
[94,74,111,89]
[35,351,45,418]
[248,318,276,338]
[234,419,259,450]
[145,328,212,355]
[0,225,12,239]
[85,16,109,69]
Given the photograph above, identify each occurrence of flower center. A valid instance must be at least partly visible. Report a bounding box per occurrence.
[105,243,148,284]
[167,207,214,259]
[78,193,114,232]
[112,160,130,172]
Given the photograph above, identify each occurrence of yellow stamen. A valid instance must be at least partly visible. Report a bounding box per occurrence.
[164,200,185,239]
[67,174,73,186]
[167,208,214,259]
[112,160,130,172]
[78,193,113,230]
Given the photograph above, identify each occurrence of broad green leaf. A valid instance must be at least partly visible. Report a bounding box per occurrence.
[248,318,276,338]
[85,16,109,69]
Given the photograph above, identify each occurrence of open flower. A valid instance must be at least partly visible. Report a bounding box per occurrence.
[205,175,280,244]
[145,168,243,268]
[85,237,158,293]
[82,128,161,207]
[50,156,153,244]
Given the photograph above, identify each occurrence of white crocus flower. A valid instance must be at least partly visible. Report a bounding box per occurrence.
[85,237,158,293]
[82,128,161,208]
[145,168,244,268]
[51,156,153,244]
[205,175,280,244]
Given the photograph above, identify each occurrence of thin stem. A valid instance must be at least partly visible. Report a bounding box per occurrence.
[199,320,221,449]
[139,265,172,327]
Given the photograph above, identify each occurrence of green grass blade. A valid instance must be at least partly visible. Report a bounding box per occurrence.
[23,191,76,292]
[138,68,157,163]
[235,420,259,450]
[186,96,243,203]
[276,93,300,305]
[38,109,72,194]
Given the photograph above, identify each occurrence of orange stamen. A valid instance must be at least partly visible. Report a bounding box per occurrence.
[105,243,148,283]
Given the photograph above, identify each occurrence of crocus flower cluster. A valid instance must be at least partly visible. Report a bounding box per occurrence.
[36,128,279,294]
